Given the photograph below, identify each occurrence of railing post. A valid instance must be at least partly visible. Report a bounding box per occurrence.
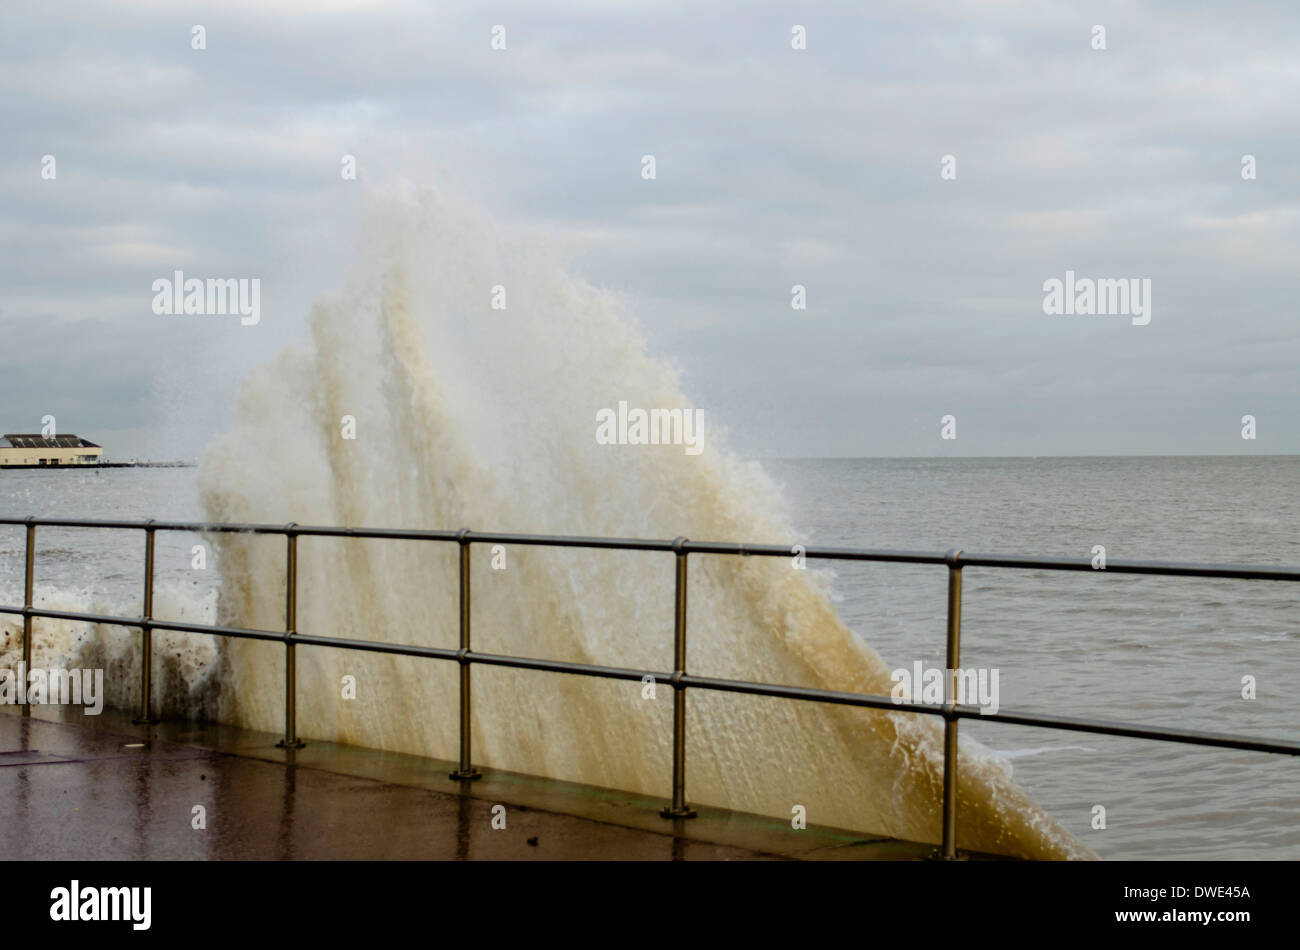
[661,537,696,818]
[21,518,35,717]
[133,521,159,724]
[277,524,305,749]
[449,529,482,780]
[940,547,963,859]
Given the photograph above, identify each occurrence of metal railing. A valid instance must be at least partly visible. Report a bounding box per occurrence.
[3,515,1300,858]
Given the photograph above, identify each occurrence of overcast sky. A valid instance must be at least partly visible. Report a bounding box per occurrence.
[2,0,1297,459]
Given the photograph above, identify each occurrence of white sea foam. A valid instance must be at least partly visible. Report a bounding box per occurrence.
[5,185,1094,859]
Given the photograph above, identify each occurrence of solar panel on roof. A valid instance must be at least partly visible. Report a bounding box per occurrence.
[0,434,95,449]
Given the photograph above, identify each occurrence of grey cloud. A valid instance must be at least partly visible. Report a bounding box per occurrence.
[1,0,1297,460]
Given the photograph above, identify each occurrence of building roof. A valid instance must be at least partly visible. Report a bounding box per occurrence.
[0,434,101,449]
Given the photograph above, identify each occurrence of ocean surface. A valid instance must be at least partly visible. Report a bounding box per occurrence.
[2,456,1297,860]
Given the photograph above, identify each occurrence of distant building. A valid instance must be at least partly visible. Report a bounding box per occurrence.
[0,434,103,467]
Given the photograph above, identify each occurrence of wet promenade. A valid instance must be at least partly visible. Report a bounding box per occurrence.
[0,706,994,860]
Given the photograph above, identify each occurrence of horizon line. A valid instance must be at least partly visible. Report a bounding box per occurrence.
[755,453,1300,461]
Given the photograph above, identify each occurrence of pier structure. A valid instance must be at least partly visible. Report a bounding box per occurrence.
[0,434,102,467]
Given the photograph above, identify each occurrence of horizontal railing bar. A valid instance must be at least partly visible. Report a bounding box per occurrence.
[0,605,141,626]
[670,677,1300,756]
[689,548,1300,579]
[0,518,181,531]
[957,552,1300,581]
[6,600,1297,758]
[0,603,665,679]
[3,516,1300,580]
[296,635,662,682]
[972,707,1300,756]
[458,650,660,683]
[237,629,671,683]
[458,532,679,552]
[678,677,1300,755]
[683,540,947,563]
[292,632,460,661]
[0,518,465,542]
[264,633,669,683]
[157,618,289,644]
[0,606,288,644]
[677,674,938,714]
[279,525,463,542]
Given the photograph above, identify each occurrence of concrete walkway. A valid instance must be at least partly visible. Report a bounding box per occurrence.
[0,707,987,861]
